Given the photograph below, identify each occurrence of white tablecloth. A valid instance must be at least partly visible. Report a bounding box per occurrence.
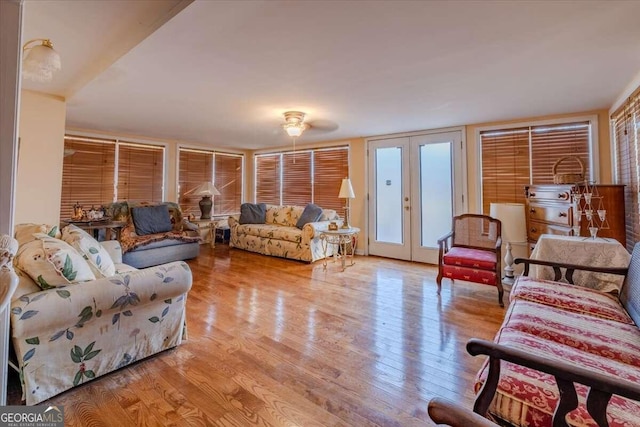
[530,234,630,294]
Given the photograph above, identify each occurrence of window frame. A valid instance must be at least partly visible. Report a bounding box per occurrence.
[253,145,350,211]
[475,114,600,214]
[176,146,245,217]
[60,134,167,218]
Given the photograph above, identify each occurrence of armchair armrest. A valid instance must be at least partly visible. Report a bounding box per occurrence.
[514,257,628,283]
[427,397,496,427]
[467,338,640,424]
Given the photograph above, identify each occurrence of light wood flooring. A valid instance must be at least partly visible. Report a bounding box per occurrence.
[39,245,508,426]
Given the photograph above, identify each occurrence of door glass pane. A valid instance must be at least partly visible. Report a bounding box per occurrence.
[376,147,403,244]
[420,142,452,247]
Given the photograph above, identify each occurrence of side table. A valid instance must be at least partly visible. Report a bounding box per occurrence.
[191,218,218,248]
[61,220,127,241]
[320,227,360,271]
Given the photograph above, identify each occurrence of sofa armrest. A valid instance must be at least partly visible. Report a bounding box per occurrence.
[182,218,199,233]
[228,216,239,228]
[100,240,123,264]
[11,261,192,339]
[302,220,336,240]
[515,257,628,283]
[467,338,640,424]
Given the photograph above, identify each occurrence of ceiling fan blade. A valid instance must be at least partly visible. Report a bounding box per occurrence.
[307,119,339,133]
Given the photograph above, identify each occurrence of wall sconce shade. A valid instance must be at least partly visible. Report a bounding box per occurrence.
[22,39,61,82]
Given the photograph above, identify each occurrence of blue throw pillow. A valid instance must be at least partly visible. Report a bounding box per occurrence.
[296,203,323,229]
[239,203,267,224]
[131,205,172,235]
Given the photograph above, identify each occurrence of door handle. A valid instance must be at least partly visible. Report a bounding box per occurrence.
[404,205,410,211]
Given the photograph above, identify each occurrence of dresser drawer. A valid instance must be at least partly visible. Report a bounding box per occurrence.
[527,188,571,202]
[528,203,571,226]
[528,221,572,241]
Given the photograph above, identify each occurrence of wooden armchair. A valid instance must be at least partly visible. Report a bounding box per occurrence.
[436,214,503,306]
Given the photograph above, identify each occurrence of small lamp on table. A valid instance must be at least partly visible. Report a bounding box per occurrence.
[192,182,220,220]
[338,178,355,229]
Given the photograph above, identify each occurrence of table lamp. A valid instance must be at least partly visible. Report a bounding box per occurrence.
[339,178,355,229]
[192,182,220,219]
[489,203,527,285]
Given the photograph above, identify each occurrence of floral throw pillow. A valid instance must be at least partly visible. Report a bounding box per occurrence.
[15,233,96,289]
[61,224,116,278]
[14,223,61,246]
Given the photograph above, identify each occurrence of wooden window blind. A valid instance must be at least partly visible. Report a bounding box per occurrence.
[179,149,213,218]
[481,121,593,215]
[60,137,116,219]
[313,147,349,214]
[531,122,590,184]
[480,129,530,215]
[117,143,164,202]
[255,154,281,204]
[282,151,312,206]
[254,146,349,210]
[214,153,243,215]
[612,91,640,250]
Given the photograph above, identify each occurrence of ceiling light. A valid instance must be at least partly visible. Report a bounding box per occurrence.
[22,39,61,82]
[282,111,309,138]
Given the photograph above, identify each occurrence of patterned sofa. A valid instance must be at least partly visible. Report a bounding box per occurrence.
[228,205,340,262]
[468,244,640,427]
[106,201,201,268]
[10,225,192,405]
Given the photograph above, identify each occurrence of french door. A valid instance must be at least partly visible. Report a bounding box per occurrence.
[367,129,465,263]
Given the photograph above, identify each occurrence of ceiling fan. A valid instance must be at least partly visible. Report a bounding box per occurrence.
[281,111,339,139]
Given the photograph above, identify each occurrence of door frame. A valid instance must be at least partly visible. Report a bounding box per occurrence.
[364,126,467,260]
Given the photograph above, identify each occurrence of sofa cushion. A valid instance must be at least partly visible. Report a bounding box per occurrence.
[15,233,96,289]
[511,276,634,324]
[131,205,172,235]
[61,224,116,278]
[475,300,640,427]
[239,203,267,224]
[296,204,323,229]
[235,224,303,243]
[443,247,496,270]
[266,205,295,226]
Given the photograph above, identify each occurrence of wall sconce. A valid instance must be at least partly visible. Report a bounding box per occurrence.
[22,38,61,82]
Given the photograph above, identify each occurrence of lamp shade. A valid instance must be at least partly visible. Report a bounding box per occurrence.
[192,182,220,197]
[22,39,61,82]
[489,203,527,243]
[338,178,355,199]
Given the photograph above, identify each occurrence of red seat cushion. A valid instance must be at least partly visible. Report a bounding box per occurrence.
[443,247,497,270]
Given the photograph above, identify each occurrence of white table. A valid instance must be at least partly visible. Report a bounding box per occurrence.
[320,227,360,271]
[530,234,630,293]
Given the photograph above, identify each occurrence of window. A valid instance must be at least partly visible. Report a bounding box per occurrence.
[612,89,640,250]
[480,121,593,215]
[178,148,244,218]
[60,136,165,219]
[254,146,349,213]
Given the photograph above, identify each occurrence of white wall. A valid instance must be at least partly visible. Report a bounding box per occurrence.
[16,90,66,225]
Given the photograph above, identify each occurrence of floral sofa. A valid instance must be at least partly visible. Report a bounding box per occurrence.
[468,244,640,427]
[106,201,201,268]
[229,205,340,262]
[11,223,192,405]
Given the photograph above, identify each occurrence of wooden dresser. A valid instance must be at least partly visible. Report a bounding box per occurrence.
[524,184,626,250]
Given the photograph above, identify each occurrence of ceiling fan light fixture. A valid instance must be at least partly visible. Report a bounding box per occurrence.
[282,111,308,138]
[22,38,61,82]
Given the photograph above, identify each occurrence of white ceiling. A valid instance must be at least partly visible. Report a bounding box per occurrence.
[23,0,640,150]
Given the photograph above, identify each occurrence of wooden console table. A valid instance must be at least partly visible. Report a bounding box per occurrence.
[61,220,127,241]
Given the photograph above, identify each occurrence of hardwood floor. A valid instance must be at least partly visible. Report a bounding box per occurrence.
[41,245,507,426]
